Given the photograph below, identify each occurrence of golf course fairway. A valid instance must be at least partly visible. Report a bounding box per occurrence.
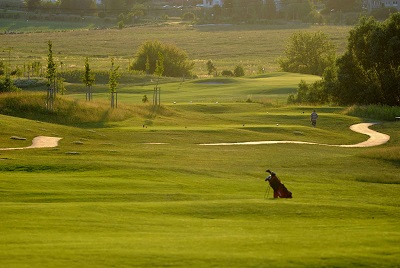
[0,101,399,268]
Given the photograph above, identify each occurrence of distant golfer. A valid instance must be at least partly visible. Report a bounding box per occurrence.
[310,110,318,127]
[265,170,292,198]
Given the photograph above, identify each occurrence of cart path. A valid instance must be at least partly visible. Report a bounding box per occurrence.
[0,136,62,151]
[200,123,390,148]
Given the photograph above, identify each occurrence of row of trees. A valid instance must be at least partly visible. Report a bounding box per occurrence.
[206,0,313,22]
[24,0,149,13]
[20,0,374,25]
[25,41,122,110]
[285,13,400,106]
[203,0,366,23]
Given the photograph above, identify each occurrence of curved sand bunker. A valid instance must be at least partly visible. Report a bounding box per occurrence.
[200,123,390,148]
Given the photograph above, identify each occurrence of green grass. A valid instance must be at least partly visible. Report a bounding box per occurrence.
[0,84,399,267]
[1,21,399,267]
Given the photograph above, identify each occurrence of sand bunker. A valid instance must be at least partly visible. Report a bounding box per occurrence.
[200,123,390,148]
[0,136,62,151]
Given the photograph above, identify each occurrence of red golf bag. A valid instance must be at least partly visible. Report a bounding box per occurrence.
[265,170,292,198]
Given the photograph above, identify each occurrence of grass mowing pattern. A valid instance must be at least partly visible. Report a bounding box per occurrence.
[1,97,399,267]
[0,108,400,267]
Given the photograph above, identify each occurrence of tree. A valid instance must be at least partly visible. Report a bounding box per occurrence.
[325,0,360,12]
[109,58,120,109]
[155,52,164,85]
[278,31,336,76]
[281,0,313,21]
[145,56,150,75]
[60,0,97,15]
[153,52,164,108]
[287,79,327,104]
[294,13,400,106]
[82,57,95,101]
[46,41,56,89]
[131,40,194,77]
[104,0,125,15]
[206,60,217,76]
[333,14,400,105]
[24,0,41,11]
[264,0,277,19]
[46,40,57,111]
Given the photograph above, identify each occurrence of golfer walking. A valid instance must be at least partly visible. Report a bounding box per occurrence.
[311,110,318,127]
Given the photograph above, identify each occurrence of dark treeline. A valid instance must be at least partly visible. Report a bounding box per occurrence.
[288,13,400,106]
[17,0,369,23]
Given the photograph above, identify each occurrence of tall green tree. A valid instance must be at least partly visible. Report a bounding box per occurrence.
[278,31,336,76]
[153,52,164,108]
[46,40,57,110]
[109,58,120,108]
[206,60,217,76]
[82,57,95,101]
[46,40,56,90]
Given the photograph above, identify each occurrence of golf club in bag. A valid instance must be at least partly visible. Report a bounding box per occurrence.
[264,169,292,198]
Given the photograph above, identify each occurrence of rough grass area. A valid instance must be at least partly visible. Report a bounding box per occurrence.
[344,105,400,121]
[0,23,351,75]
[0,92,153,125]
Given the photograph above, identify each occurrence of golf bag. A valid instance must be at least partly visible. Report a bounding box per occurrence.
[265,170,292,198]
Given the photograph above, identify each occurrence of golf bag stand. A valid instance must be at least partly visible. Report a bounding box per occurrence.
[265,169,292,198]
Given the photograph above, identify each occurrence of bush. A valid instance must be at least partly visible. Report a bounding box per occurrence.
[234,65,245,77]
[182,12,195,21]
[131,40,194,78]
[14,78,47,89]
[0,77,20,93]
[287,79,328,104]
[221,70,234,76]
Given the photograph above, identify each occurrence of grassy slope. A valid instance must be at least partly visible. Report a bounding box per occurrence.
[0,85,399,267]
[64,72,322,105]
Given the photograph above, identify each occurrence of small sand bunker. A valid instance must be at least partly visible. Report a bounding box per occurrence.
[0,136,62,151]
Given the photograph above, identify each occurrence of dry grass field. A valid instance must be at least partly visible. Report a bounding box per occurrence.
[0,21,351,76]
